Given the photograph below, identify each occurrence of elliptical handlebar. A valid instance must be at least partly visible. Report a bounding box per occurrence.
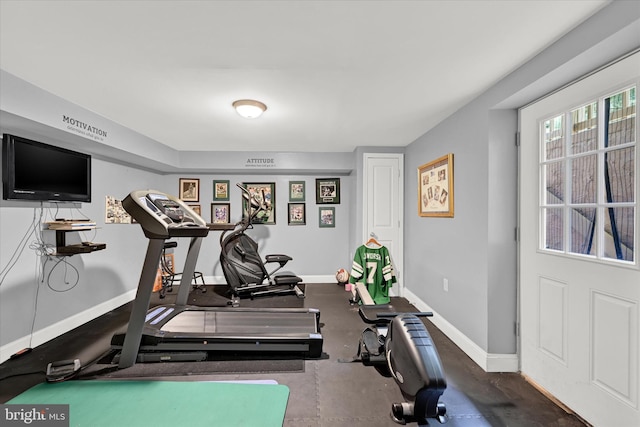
[237,183,269,221]
[219,183,269,245]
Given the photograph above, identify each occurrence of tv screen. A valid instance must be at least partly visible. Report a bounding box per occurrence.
[2,134,92,202]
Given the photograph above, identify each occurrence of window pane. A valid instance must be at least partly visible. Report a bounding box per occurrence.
[571,154,597,204]
[571,102,597,154]
[543,115,564,160]
[544,161,564,204]
[538,85,636,264]
[570,207,596,255]
[605,147,635,203]
[544,207,564,251]
[606,87,636,148]
[603,207,635,262]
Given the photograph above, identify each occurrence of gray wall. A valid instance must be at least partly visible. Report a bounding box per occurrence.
[0,73,355,358]
[403,1,640,355]
[163,173,352,279]
[0,158,162,346]
[0,134,354,356]
[1,1,638,364]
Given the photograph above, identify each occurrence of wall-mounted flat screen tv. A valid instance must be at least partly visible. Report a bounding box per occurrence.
[2,134,91,202]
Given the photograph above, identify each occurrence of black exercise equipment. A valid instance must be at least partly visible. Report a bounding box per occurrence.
[45,359,81,383]
[219,183,304,301]
[112,190,323,369]
[158,241,206,299]
[348,285,448,426]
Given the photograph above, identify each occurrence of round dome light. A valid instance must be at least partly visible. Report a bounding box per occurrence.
[232,99,267,119]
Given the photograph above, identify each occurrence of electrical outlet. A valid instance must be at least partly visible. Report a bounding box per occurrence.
[443,278,448,292]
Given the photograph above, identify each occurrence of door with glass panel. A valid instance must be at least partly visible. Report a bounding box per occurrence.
[520,52,639,427]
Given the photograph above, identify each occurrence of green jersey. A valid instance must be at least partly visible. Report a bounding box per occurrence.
[349,245,396,304]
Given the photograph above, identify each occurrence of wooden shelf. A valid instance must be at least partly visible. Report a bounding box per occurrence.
[47,224,106,256]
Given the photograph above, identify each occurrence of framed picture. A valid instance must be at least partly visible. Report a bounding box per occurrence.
[288,203,306,225]
[213,180,230,201]
[316,178,340,204]
[289,181,305,201]
[179,178,200,202]
[189,204,201,216]
[211,203,231,224]
[319,207,335,228]
[105,195,132,224]
[418,153,454,217]
[243,182,276,224]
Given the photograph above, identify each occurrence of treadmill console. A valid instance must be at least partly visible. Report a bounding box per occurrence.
[149,196,185,222]
[123,190,209,239]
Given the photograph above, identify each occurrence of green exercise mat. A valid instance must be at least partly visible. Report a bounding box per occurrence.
[7,380,289,427]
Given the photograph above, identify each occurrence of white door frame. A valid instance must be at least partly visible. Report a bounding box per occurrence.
[518,52,639,427]
[362,152,404,297]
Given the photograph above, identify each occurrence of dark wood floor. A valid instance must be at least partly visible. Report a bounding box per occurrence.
[1,283,587,426]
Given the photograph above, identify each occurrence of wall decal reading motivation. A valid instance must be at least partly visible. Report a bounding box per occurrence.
[63,115,108,141]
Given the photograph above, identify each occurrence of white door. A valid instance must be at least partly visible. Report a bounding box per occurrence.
[519,52,639,426]
[363,153,404,297]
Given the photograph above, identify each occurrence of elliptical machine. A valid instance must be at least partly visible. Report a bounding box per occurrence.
[219,183,305,301]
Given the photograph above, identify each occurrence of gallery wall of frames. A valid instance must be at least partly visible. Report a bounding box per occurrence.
[173,177,342,228]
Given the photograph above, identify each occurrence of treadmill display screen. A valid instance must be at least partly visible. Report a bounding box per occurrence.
[141,194,185,222]
[142,196,160,214]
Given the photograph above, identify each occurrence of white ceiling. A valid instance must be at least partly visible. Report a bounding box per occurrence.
[0,0,609,153]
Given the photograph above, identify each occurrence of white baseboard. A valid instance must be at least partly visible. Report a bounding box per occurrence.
[0,289,136,364]
[403,288,519,373]
[204,275,335,284]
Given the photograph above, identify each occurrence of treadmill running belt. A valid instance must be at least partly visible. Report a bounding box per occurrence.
[162,310,318,334]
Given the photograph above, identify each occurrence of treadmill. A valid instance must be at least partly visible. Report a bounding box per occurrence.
[112,189,323,369]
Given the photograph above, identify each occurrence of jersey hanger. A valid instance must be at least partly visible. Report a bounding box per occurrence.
[365,233,382,248]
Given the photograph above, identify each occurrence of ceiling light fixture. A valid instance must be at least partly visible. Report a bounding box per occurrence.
[232,99,267,119]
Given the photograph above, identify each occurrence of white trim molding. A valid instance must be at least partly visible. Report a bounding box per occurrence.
[0,289,137,364]
[404,288,519,373]
[205,275,336,285]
